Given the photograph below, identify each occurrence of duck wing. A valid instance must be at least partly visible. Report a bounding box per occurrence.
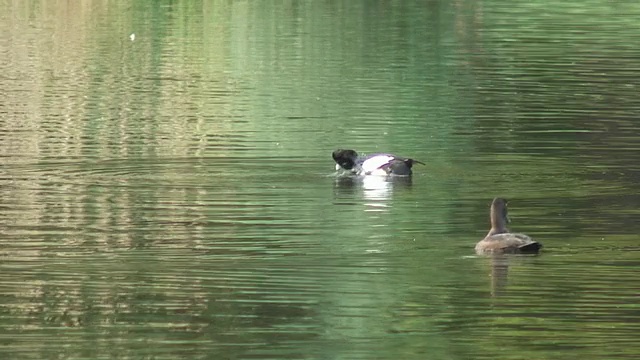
[360,155,395,175]
[380,158,424,176]
[485,233,542,254]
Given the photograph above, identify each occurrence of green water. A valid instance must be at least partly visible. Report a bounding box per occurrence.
[1,1,639,359]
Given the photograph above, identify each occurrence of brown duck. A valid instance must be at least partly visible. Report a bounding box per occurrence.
[475,198,542,255]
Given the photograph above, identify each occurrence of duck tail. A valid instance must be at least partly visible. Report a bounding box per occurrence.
[518,242,542,254]
[405,158,425,167]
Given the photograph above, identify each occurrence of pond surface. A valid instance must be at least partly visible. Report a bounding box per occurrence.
[1,1,639,359]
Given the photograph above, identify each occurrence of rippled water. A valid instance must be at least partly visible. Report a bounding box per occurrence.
[1,0,639,359]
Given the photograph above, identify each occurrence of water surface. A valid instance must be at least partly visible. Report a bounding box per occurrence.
[1,1,639,359]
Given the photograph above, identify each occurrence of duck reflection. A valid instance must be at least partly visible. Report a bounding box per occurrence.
[484,254,541,297]
[488,255,510,297]
[362,175,412,201]
[333,174,413,204]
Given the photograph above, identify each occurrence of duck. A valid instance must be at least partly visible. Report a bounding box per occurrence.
[332,149,424,176]
[475,197,542,255]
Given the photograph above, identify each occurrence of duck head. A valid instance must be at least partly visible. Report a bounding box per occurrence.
[490,197,511,233]
[332,149,358,170]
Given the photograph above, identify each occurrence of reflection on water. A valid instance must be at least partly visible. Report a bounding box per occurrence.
[478,254,542,298]
[362,176,412,203]
[334,174,413,208]
[1,0,640,359]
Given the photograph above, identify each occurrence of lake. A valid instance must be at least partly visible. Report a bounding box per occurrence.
[1,1,639,359]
